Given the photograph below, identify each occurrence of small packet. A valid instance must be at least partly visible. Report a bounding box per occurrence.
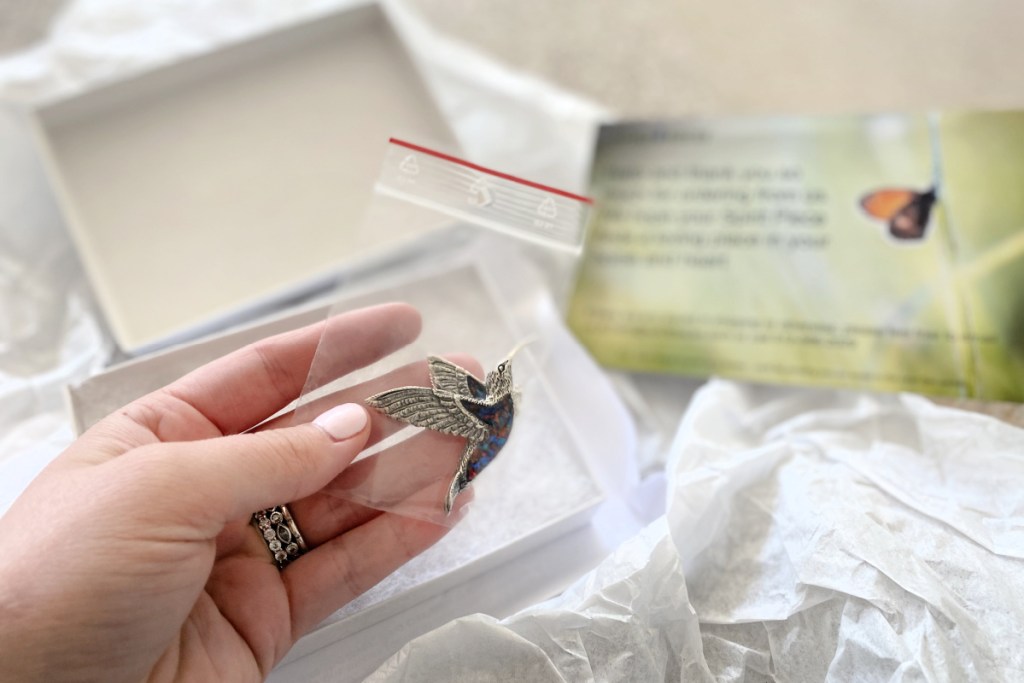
[294,139,594,527]
[370,138,590,254]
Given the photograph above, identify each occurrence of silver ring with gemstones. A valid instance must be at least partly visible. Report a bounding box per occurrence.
[252,504,308,569]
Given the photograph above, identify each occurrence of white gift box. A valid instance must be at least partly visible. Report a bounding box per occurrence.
[67,246,629,680]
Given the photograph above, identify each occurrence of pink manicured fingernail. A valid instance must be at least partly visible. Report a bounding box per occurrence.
[448,488,475,523]
[313,404,368,441]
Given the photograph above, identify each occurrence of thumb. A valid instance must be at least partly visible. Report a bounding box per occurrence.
[140,403,370,527]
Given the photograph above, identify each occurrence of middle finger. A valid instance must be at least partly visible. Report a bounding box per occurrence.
[268,354,481,545]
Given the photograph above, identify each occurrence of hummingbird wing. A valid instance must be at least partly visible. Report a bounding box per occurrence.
[428,356,487,400]
[366,385,490,442]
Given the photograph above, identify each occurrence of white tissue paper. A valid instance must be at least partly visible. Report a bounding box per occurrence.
[368,517,710,682]
[365,379,1024,681]
[0,102,109,486]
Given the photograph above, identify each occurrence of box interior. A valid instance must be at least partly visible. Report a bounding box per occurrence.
[33,3,454,353]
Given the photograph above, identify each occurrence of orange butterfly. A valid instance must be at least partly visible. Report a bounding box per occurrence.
[859,187,937,240]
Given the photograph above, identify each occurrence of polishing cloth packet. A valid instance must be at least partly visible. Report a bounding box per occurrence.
[363,138,590,256]
[293,139,595,527]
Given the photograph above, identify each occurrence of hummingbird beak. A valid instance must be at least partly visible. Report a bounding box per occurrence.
[504,335,539,363]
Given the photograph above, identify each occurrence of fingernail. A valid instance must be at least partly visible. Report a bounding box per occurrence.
[313,404,368,442]
[449,488,475,523]
[448,502,472,524]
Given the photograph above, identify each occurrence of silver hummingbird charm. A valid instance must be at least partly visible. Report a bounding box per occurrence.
[366,344,529,513]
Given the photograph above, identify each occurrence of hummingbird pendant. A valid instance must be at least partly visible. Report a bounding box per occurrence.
[366,354,520,514]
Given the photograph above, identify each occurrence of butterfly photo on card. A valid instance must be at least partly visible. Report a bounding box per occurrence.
[859,186,938,241]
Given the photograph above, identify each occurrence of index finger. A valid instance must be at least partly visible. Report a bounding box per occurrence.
[156,302,422,436]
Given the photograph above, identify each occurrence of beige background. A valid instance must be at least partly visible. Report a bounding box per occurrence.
[6,1,1024,115]
[411,1,1024,116]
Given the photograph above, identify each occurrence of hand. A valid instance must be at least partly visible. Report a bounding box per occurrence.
[0,303,477,682]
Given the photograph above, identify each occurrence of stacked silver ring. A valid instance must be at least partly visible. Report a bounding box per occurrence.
[252,505,308,569]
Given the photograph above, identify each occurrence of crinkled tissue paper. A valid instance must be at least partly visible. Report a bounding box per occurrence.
[365,380,1024,682]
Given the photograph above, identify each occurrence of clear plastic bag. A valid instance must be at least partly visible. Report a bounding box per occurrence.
[294,139,596,528]
[368,138,590,254]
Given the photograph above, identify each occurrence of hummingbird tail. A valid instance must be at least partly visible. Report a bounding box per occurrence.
[443,451,472,514]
